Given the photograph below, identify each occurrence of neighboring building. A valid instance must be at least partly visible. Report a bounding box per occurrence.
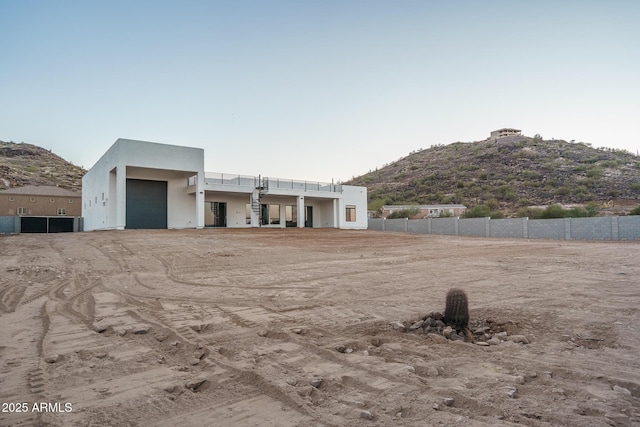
[490,128,522,139]
[82,139,368,231]
[382,204,467,219]
[0,185,82,233]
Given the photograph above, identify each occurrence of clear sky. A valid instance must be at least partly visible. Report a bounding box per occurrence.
[2,0,639,182]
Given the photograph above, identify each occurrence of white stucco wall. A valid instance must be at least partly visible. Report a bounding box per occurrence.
[82,139,204,231]
[338,185,368,229]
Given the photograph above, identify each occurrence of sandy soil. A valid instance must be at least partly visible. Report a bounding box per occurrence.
[1,229,639,426]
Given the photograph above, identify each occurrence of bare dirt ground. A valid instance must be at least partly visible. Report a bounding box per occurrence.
[1,229,639,426]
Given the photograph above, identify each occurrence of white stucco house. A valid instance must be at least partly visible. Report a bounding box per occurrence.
[82,139,368,231]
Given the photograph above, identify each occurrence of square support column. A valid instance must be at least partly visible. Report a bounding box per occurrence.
[195,172,205,229]
[115,166,126,230]
[297,196,305,228]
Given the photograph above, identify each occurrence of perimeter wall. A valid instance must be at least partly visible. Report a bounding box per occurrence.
[369,216,640,241]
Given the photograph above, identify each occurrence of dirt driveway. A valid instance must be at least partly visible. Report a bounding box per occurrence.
[1,229,638,426]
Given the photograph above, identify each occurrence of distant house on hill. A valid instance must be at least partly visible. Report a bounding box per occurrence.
[490,128,522,140]
[0,185,82,233]
[381,204,467,219]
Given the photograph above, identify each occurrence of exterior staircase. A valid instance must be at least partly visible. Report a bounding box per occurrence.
[251,176,268,225]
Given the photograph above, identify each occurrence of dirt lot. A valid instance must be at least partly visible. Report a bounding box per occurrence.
[1,229,639,426]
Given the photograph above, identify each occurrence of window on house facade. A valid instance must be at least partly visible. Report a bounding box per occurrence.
[269,204,280,225]
[17,207,27,215]
[285,205,297,227]
[245,204,252,224]
[57,208,66,215]
[50,198,55,203]
[8,196,15,202]
[68,199,74,204]
[30,197,36,203]
[346,205,356,222]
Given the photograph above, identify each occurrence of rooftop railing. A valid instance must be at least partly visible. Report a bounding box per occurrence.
[202,172,342,193]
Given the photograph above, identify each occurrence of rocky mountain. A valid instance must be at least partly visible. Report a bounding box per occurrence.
[347,135,640,216]
[0,140,85,191]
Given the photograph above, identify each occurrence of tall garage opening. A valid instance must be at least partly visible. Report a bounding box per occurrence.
[126,179,168,229]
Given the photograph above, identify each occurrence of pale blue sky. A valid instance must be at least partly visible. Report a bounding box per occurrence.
[2,0,639,182]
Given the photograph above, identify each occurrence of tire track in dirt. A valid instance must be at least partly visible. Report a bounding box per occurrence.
[0,282,27,313]
[127,301,321,423]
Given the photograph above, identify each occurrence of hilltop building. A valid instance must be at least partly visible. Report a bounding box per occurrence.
[82,139,368,231]
[490,128,522,139]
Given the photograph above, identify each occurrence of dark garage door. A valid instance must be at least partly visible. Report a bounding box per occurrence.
[49,217,74,233]
[126,179,167,229]
[20,217,75,233]
[21,217,48,233]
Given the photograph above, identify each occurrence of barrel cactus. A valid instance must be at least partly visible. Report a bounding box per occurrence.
[443,288,469,332]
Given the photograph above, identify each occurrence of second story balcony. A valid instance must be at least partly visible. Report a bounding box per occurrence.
[193,172,342,194]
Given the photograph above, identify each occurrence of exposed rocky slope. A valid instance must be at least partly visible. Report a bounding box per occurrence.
[0,140,85,191]
[347,136,640,216]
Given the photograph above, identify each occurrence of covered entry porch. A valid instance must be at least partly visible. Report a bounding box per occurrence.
[203,191,339,228]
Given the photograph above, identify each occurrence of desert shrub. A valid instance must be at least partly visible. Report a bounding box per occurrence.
[486,199,500,211]
[516,207,544,218]
[368,198,385,213]
[537,203,600,219]
[464,205,491,218]
[387,207,421,219]
[573,185,589,195]
[540,204,567,218]
[490,210,505,219]
[523,170,541,179]
[587,167,603,179]
[630,206,640,215]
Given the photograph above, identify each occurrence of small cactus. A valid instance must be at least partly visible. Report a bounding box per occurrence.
[443,288,469,332]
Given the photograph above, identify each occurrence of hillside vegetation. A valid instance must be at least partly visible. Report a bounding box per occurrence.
[347,135,640,217]
[0,140,85,191]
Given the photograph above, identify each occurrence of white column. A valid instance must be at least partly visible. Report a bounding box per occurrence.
[297,196,305,228]
[115,166,126,230]
[195,172,205,229]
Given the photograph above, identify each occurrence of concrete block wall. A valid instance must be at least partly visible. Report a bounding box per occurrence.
[458,217,488,237]
[368,216,640,241]
[490,218,527,238]
[368,218,384,231]
[527,219,566,240]
[570,217,614,240]
[431,218,457,235]
[385,218,408,232]
[619,216,640,240]
[0,216,20,234]
[407,219,430,234]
